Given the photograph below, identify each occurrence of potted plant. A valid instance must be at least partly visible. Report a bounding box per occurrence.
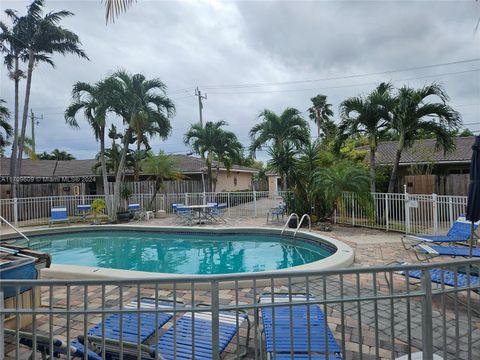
[116,184,132,223]
[90,198,106,225]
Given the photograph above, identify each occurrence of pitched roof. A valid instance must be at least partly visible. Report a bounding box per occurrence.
[169,154,258,173]
[0,155,257,177]
[366,136,476,165]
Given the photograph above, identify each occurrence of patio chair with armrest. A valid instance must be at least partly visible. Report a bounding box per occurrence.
[175,206,194,225]
[206,202,227,223]
[258,293,342,360]
[266,204,286,224]
[401,218,479,250]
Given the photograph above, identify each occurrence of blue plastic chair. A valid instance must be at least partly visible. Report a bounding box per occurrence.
[402,219,479,250]
[207,203,227,223]
[259,294,342,360]
[49,207,68,227]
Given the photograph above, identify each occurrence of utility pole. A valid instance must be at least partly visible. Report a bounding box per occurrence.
[195,87,207,126]
[30,110,40,155]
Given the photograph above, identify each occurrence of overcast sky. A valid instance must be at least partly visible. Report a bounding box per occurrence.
[1,0,479,161]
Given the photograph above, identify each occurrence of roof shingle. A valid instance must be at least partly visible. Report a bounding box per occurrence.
[365,136,476,165]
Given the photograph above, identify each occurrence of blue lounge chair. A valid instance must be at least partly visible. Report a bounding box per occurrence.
[398,266,480,290]
[259,294,342,360]
[49,207,68,227]
[150,310,250,359]
[415,244,480,261]
[401,219,478,250]
[82,307,250,359]
[17,299,176,360]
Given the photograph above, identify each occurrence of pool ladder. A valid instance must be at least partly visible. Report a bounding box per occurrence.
[281,213,312,237]
[0,215,31,247]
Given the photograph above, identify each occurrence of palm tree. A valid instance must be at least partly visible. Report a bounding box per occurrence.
[141,152,183,209]
[103,0,137,23]
[0,99,12,155]
[184,121,243,192]
[37,149,75,160]
[65,79,111,207]
[13,0,88,185]
[106,70,175,219]
[0,11,25,182]
[387,83,462,193]
[313,162,371,218]
[249,108,310,157]
[267,143,298,192]
[308,94,334,138]
[338,82,393,193]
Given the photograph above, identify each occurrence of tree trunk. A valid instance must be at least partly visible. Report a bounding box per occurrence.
[282,172,287,191]
[9,56,20,199]
[387,141,404,193]
[206,158,213,192]
[99,127,111,218]
[112,129,131,221]
[369,145,376,193]
[16,48,35,181]
[212,165,219,193]
[149,179,161,210]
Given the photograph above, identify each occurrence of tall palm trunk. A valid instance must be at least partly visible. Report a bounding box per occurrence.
[16,48,34,180]
[206,161,213,192]
[282,172,287,191]
[368,135,377,193]
[112,129,131,221]
[9,56,20,199]
[387,136,405,193]
[99,127,111,217]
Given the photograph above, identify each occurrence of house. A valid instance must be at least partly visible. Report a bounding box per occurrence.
[0,155,258,198]
[369,136,476,195]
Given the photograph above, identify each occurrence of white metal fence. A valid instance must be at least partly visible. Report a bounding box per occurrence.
[0,191,289,228]
[0,190,470,234]
[1,259,480,359]
[337,192,469,235]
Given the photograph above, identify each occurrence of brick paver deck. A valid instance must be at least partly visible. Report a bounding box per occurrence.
[3,218,479,359]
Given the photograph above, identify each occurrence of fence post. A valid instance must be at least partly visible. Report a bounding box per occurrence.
[227,193,231,217]
[421,269,434,360]
[385,193,389,232]
[13,197,18,227]
[448,196,454,229]
[253,189,257,218]
[352,195,355,226]
[211,279,220,360]
[432,193,438,236]
[404,191,411,234]
[0,290,4,360]
[185,193,188,206]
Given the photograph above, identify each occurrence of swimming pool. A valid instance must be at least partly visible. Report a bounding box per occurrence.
[32,229,333,274]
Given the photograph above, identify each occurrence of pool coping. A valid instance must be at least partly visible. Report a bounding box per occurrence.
[5,225,355,287]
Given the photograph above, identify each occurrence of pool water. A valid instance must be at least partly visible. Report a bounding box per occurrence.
[32,230,333,274]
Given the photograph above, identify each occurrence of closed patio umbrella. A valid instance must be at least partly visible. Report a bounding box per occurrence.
[466,136,480,257]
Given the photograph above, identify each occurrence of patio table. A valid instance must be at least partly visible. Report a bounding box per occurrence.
[188,204,215,224]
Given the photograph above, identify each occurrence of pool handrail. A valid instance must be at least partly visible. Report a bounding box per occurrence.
[281,213,298,236]
[294,214,312,237]
[0,215,30,247]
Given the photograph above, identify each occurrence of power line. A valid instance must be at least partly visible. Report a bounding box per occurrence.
[208,68,480,96]
[199,58,480,90]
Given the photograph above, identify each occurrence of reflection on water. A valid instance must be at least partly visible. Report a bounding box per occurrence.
[33,231,331,274]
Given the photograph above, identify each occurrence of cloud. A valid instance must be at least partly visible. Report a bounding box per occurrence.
[1,0,479,162]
